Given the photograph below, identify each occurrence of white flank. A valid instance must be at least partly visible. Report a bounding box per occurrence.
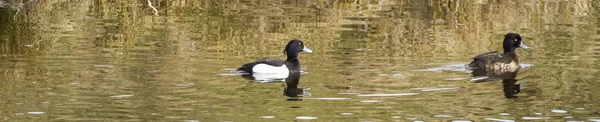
[252,64,290,74]
[252,72,289,81]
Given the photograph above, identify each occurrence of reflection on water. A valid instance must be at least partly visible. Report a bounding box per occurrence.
[1,0,600,121]
[283,72,308,98]
[501,77,525,99]
[470,68,526,98]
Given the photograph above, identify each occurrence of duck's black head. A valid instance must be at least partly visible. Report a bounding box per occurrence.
[283,39,313,59]
[502,33,531,52]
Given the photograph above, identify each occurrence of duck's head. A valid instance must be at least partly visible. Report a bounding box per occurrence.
[503,33,531,52]
[284,39,313,58]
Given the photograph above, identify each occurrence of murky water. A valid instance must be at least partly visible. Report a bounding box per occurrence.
[1,0,600,121]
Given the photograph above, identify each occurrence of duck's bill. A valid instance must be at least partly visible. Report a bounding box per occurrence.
[519,42,531,50]
[303,46,313,53]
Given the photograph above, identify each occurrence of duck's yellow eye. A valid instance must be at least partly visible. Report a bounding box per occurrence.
[299,43,302,45]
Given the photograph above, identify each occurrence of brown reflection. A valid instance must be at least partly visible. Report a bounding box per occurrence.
[502,77,522,98]
[472,69,524,98]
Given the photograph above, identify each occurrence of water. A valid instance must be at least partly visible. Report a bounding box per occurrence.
[1,0,600,121]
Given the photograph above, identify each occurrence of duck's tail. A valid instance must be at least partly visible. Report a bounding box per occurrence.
[466,59,478,70]
[236,66,250,73]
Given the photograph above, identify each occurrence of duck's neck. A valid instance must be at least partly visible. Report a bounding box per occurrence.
[502,52,519,63]
[286,57,301,72]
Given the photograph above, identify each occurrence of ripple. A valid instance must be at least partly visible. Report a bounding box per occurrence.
[445,78,467,81]
[359,100,382,103]
[420,87,459,92]
[357,93,419,97]
[484,118,515,122]
[216,73,242,76]
[391,116,401,119]
[175,83,195,87]
[217,70,248,76]
[411,63,470,73]
[93,65,115,68]
[338,92,361,95]
[340,113,353,115]
[392,73,404,77]
[451,120,472,122]
[433,114,454,118]
[260,116,275,119]
[411,87,438,90]
[110,94,134,98]
[358,69,380,72]
[27,112,45,115]
[221,68,237,71]
[520,63,533,68]
[499,113,510,116]
[470,76,490,81]
[296,116,318,120]
[589,119,600,122]
[355,48,374,51]
[304,98,350,100]
[522,117,550,120]
[551,109,568,113]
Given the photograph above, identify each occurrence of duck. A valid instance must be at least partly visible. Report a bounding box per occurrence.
[467,33,531,72]
[236,39,312,74]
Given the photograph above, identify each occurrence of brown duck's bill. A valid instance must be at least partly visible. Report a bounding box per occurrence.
[519,42,531,50]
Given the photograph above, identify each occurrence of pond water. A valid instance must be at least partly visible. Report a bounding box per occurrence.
[1,0,600,121]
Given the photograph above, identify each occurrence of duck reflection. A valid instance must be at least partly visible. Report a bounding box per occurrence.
[283,72,310,101]
[240,72,309,101]
[471,69,526,98]
[240,72,288,82]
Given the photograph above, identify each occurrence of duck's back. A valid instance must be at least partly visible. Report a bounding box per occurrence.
[237,58,287,73]
[468,51,502,69]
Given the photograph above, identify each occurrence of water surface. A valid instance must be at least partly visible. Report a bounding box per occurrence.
[1,0,599,121]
